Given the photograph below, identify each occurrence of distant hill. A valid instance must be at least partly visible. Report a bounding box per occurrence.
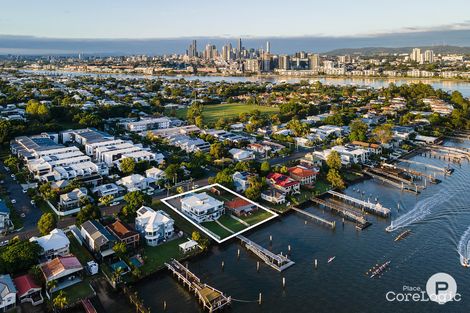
[325,45,470,56]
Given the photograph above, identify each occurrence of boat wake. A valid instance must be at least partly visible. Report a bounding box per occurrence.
[457,226,470,267]
[386,188,456,232]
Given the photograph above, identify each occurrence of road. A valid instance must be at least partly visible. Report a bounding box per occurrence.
[0,161,42,241]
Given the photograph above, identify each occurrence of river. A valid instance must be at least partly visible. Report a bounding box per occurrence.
[129,139,470,313]
[19,69,470,98]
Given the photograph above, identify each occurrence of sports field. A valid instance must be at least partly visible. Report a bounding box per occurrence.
[171,103,279,123]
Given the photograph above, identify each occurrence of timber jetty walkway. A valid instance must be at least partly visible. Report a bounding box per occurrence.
[165,259,231,312]
[237,235,295,272]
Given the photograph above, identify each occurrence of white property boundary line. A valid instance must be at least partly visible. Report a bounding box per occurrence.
[161,183,279,244]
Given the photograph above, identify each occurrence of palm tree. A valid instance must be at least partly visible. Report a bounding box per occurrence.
[112,267,124,284]
[52,291,69,311]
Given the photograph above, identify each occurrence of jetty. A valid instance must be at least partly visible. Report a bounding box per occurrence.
[382,163,440,184]
[397,158,452,174]
[327,191,391,217]
[291,206,336,229]
[237,235,295,272]
[165,259,231,312]
[363,167,420,193]
[310,197,371,229]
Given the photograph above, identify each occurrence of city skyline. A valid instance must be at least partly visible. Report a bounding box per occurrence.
[1,0,470,39]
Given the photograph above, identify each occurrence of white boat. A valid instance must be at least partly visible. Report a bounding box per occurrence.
[460,256,469,268]
[328,256,336,263]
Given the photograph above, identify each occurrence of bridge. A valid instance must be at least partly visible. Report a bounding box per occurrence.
[238,235,295,272]
[165,259,231,312]
[328,191,391,217]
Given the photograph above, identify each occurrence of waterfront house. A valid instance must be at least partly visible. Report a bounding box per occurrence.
[0,275,16,312]
[80,220,116,260]
[40,255,83,292]
[30,228,70,260]
[13,274,43,306]
[266,173,300,194]
[135,206,174,246]
[106,220,140,249]
[179,240,199,253]
[225,198,257,217]
[288,165,318,185]
[261,188,286,204]
[180,192,224,223]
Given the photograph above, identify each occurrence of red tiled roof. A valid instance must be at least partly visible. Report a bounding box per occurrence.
[226,198,252,209]
[106,220,138,240]
[13,274,41,297]
[267,173,300,187]
[41,256,82,279]
[288,166,318,178]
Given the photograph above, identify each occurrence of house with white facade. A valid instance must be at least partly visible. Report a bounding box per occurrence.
[145,167,166,182]
[135,206,174,246]
[30,228,70,260]
[180,192,224,223]
[124,117,171,132]
[0,201,13,235]
[116,174,150,192]
[0,275,17,312]
[229,148,255,161]
[59,188,88,210]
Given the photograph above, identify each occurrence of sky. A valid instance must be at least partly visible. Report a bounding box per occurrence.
[1,0,470,39]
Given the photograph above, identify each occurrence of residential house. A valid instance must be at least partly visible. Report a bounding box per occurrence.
[135,206,174,246]
[0,201,12,234]
[13,274,43,306]
[116,174,150,192]
[229,148,255,161]
[247,143,271,155]
[179,240,199,253]
[300,153,323,168]
[288,165,318,185]
[261,188,286,204]
[225,198,257,217]
[59,188,88,210]
[80,220,116,259]
[40,256,83,291]
[232,171,256,192]
[106,220,140,249]
[30,228,70,260]
[266,173,300,194]
[145,167,166,183]
[92,183,121,198]
[180,192,225,223]
[0,275,16,312]
[351,141,382,155]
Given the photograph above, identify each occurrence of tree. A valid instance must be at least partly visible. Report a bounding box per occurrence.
[0,240,42,274]
[326,150,342,170]
[37,213,56,235]
[209,142,226,159]
[113,242,127,258]
[99,194,114,206]
[76,204,101,226]
[245,177,263,201]
[176,186,185,194]
[287,119,309,137]
[164,164,182,183]
[26,99,49,120]
[209,168,234,188]
[53,291,69,310]
[327,169,345,190]
[373,124,393,144]
[0,120,10,145]
[121,191,151,218]
[120,157,135,175]
[349,119,368,142]
[191,231,201,242]
[4,155,19,172]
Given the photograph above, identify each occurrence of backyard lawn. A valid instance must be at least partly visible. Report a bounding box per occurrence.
[240,209,275,225]
[217,214,246,232]
[140,237,187,275]
[200,221,234,239]
[52,280,95,304]
[170,103,279,124]
[67,233,94,264]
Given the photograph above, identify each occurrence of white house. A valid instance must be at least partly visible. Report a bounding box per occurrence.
[145,167,166,182]
[229,148,255,161]
[59,188,88,210]
[0,275,17,312]
[30,228,70,260]
[180,192,224,223]
[135,206,174,246]
[116,174,150,192]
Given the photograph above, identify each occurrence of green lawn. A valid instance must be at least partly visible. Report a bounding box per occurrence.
[217,215,246,232]
[170,103,279,124]
[240,209,275,225]
[313,179,331,195]
[200,221,233,239]
[53,280,95,304]
[67,233,94,264]
[140,237,187,275]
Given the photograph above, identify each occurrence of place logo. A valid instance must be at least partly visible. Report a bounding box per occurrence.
[386,272,461,305]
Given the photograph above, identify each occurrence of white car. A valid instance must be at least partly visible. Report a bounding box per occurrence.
[22,189,27,194]
[0,240,8,247]
[10,174,15,178]
[110,201,120,206]
[11,199,16,204]
[30,200,35,205]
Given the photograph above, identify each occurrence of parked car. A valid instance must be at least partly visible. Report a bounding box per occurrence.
[11,199,16,204]
[30,200,35,205]
[0,240,9,247]
[110,201,120,206]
